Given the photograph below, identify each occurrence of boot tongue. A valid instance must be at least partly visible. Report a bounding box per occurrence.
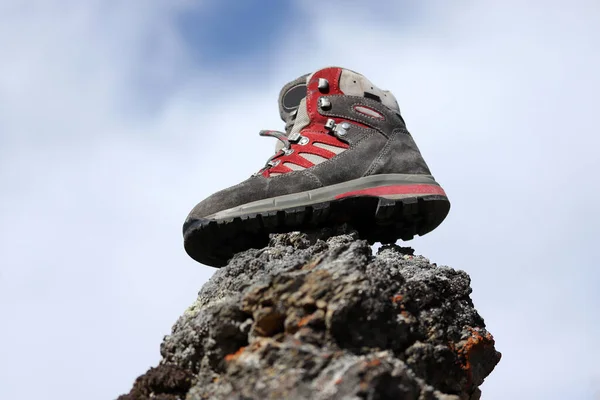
[278,73,309,134]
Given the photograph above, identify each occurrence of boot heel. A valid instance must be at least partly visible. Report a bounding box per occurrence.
[370,195,450,241]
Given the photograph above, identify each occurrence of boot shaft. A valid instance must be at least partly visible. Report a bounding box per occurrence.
[278,68,402,133]
[278,73,309,134]
[270,66,430,177]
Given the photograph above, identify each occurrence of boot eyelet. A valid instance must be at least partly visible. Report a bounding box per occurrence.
[318,97,332,110]
[269,159,280,167]
[324,118,336,131]
[318,78,329,92]
[284,148,294,156]
[298,136,309,145]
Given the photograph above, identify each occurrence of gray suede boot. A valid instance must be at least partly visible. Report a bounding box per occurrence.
[184,67,450,266]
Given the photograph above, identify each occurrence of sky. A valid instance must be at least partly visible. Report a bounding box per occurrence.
[0,0,599,399]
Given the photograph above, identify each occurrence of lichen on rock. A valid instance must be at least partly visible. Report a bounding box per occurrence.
[119,230,500,400]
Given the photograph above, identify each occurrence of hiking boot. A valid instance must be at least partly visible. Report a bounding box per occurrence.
[183,67,450,266]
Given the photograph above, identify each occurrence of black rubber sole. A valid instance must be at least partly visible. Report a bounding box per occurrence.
[183,194,450,267]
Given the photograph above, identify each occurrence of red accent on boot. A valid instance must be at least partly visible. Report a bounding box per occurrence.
[295,146,336,160]
[278,152,314,169]
[302,131,350,149]
[307,67,344,122]
[302,68,369,132]
[266,162,293,175]
[263,67,362,177]
[335,184,447,199]
[265,129,351,176]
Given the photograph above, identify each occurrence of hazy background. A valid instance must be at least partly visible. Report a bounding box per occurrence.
[1,1,599,399]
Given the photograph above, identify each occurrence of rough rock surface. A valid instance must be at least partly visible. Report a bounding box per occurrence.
[119,230,500,400]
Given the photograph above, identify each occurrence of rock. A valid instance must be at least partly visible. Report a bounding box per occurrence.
[119,231,501,399]
[117,364,194,400]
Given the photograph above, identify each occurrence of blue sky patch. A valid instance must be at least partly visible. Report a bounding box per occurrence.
[176,0,296,67]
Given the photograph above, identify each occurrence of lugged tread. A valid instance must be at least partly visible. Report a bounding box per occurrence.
[184,194,450,267]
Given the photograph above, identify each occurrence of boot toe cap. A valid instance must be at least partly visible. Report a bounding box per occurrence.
[183,176,267,231]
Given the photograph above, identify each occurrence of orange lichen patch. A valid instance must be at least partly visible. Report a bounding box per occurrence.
[334,378,343,385]
[391,294,403,303]
[460,329,495,368]
[363,358,382,368]
[224,346,246,362]
[368,359,381,367]
[298,315,313,327]
[455,328,498,387]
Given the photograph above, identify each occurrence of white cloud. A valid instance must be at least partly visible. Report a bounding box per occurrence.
[1,1,599,399]
[289,1,600,398]
[0,1,282,398]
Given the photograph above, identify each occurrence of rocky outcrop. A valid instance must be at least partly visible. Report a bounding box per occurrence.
[119,230,500,400]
